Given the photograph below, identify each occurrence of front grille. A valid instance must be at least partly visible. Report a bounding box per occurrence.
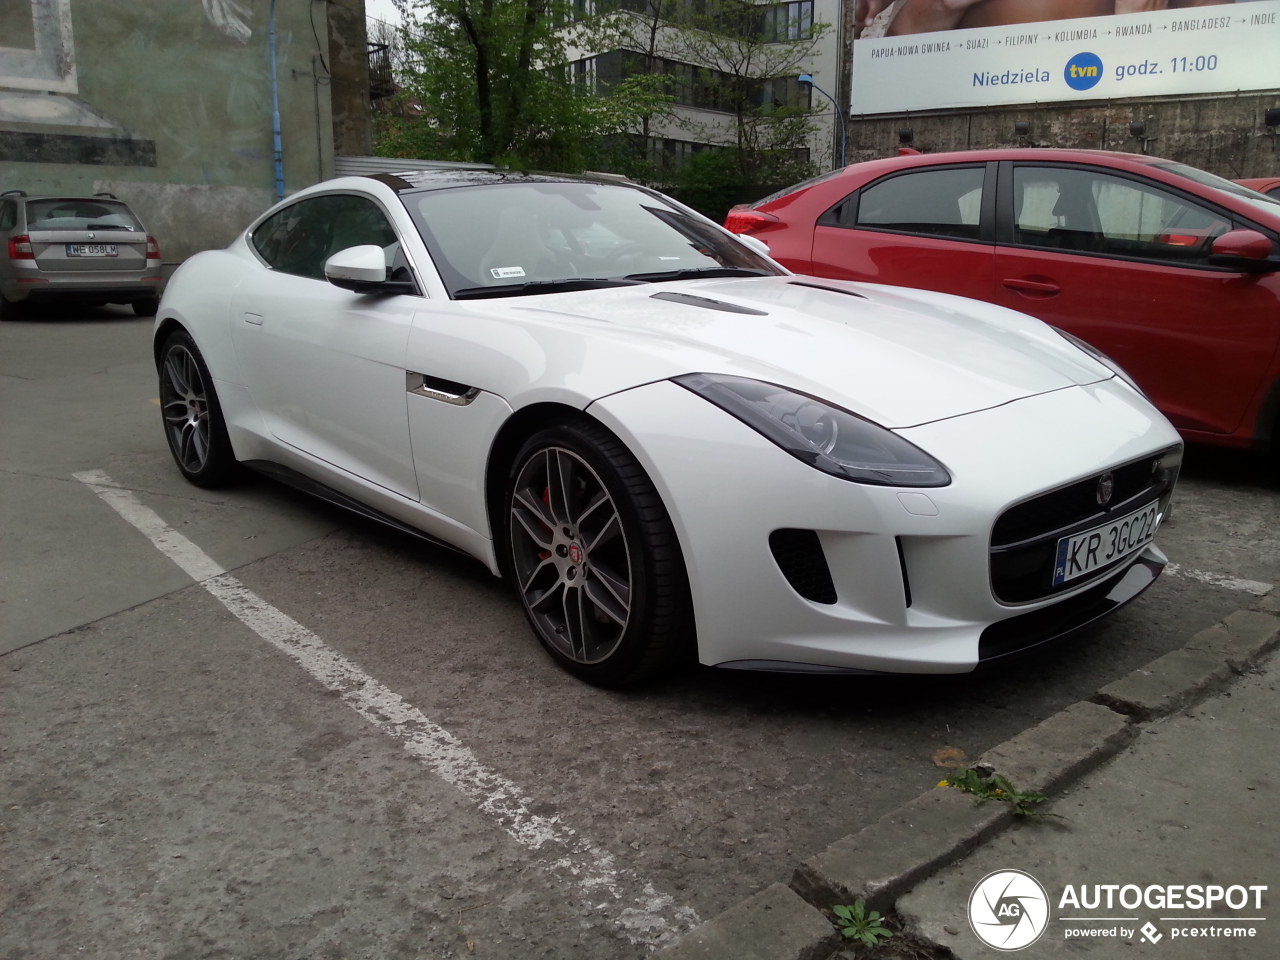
[990,446,1181,604]
[769,529,838,604]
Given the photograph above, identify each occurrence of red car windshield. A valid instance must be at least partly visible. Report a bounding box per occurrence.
[1152,162,1280,216]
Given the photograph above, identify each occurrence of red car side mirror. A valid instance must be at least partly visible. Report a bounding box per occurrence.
[1208,229,1278,273]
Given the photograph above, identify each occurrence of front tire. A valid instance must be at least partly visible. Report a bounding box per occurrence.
[504,420,690,686]
[158,330,238,487]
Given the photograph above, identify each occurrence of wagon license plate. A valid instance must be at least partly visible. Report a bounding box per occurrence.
[1052,502,1160,586]
[66,243,117,257]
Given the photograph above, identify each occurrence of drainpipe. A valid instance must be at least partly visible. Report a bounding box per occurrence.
[269,0,285,202]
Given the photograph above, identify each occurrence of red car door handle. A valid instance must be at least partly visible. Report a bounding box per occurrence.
[1002,278,1061,294]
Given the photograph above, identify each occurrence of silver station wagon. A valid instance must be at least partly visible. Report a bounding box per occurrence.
[1,190,162,319]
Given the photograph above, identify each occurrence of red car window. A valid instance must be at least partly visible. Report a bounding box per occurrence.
[1011,167,1230,263]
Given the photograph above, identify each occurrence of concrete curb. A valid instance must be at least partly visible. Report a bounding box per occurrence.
[652,593,1279,960]
[791,701,1134,916]
[1092,605,1280,721]
[653,883,838,960]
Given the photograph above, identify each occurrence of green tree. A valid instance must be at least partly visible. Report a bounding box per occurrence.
[387,0,671,170]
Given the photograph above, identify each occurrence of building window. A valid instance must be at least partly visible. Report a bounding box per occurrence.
[587,50,810,114]
[760,1,813,42]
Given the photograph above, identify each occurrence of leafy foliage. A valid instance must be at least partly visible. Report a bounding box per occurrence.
[386,0,673,170]
[832,901,894,946]
[939,768,1060,819]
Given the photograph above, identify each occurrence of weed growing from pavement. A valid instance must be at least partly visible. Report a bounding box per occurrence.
[938,768,1064,819]
[833,900,894,947]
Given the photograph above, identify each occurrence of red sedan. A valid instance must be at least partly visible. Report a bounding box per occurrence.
[726,149,1280,456]
[1237,178,1280,199]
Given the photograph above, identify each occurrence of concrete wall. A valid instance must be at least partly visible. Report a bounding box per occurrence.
[0,0,368,262]
[328,0,374,158]
[844,91,1280,180]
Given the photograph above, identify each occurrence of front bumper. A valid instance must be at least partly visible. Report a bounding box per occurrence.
[588,377,1182,674]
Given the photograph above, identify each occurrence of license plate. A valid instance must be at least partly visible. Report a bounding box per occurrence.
[1052,502,1160,586]
[66,244,117,257]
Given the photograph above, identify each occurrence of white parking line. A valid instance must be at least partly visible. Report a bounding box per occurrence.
[74,469,698,947]
[1163,562,1273,597]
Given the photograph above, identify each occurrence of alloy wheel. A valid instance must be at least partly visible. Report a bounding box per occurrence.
[160,344,211,474]
[509,446,632,664]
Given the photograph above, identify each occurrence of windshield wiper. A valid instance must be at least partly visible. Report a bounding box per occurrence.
[452,278,645,300]
[622,267,774,282]
[85,223,132,230]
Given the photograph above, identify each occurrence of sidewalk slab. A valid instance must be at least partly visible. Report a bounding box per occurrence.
[653,883,838,960]
[897,651,1280,959]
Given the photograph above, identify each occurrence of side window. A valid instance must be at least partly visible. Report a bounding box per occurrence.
[0,200,15,230]
[1012,167,1232,263]
[251,194,402,280]
[853,167,985,240]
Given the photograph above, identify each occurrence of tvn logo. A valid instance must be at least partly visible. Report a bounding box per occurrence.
[1064,52,1104,91]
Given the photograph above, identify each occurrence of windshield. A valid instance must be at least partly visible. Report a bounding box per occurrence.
[1152,162,1280,217]
[404,181,783,299]
[25,198,143,231]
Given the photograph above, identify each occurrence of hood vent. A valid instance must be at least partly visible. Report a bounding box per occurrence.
[788,280,868,299]
[650,291,768,315]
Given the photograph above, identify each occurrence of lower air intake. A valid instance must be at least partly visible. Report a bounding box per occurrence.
[769,529,837,605]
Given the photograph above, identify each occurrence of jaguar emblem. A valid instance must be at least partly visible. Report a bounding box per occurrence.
[1096,472,1115,506]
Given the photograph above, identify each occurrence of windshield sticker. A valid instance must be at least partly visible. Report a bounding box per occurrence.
[490,266,526,279]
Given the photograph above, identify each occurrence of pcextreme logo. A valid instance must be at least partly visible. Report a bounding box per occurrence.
[968,870,1050,951]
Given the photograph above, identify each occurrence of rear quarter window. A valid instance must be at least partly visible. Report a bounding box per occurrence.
[854,167,985,240]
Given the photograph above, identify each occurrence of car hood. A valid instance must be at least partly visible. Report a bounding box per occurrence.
[499,275,1113,429]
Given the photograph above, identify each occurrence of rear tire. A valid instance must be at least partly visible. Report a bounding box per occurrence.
[158,330,239,487]
[503,419,691,686]
[133,298,161,317]
[0,292,25,322]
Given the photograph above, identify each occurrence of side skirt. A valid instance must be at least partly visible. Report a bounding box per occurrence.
[242,459,471,558]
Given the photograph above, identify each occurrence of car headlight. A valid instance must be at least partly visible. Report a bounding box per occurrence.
[1054,328,1147,398]
[674,373,951,487]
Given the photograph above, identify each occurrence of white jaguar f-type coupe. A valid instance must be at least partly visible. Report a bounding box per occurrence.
[155,170,1181,685]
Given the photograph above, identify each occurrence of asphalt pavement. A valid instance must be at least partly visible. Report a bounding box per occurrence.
[2,309,1278,960]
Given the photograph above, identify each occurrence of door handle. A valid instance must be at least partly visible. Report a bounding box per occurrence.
[1001,278,1060,295]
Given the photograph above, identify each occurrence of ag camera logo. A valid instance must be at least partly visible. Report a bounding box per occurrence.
[969,870,1050,951]
[1064,52,1104,91]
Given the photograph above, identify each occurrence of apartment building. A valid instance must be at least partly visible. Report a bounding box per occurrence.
[565,0,844,179]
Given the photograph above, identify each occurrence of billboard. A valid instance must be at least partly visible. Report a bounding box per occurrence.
[850,0,1280,115]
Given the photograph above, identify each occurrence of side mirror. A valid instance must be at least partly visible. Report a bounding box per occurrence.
[324,245,416,294]
[1208,229,1279,273]
[737,233,772,258]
